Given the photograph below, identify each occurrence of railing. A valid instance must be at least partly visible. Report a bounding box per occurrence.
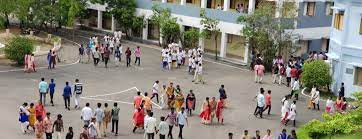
[136,0,245,24]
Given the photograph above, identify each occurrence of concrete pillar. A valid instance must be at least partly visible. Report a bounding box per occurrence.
[179,25,185,47]
[248,0,256,14]
[111,15,116,32]
[97,10,103,29]
[162,0,166,3]
[244,40,249,64]
[220,32,228,58]
[160,28,163,45]
[201,0,207,8]
[199,29,205,50]
[181,0,186,5]
[223,0,230,11]
[142,19,148,40]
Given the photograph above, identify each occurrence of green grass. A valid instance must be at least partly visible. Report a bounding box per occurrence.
[321,131,362,139]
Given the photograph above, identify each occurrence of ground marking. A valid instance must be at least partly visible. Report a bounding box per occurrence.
[134,87,162,109]
[0,59,79,73]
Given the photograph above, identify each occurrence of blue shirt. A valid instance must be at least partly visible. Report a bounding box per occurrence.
[39,81,48,93]
[63,85,72,97]
[49,83,56,94]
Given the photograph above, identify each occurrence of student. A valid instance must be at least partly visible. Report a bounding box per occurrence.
[291,78,300,100]
[111,103,120,136]
[89,117,98,139]
[279,129,287,139]
[125,47,132,67]
[254,130,261,139]
[285,65,292,87]
[49,79,56,106]
[287,129,297,139]
[134,91,142,109]
[241,130,250,139]
[79,44,85,63]
[114,46,121,66]
[19,103,29,134]
[263,129,272,139]
[74,79,83,109]
[151,81,160,103]
[44,112,53,139]
[325,97,334,113]
[92,48,100,66]
[338,82,345,97]
[165,108,177,139]
[312,89,320,110]
[39,77,48,105]
[65,127,73,139]
[263,90,272,115]
[63,82,72,110]
[134,46,141,66]
[35,116,45,139]
[81,103,93,126]
[132,107,144,133]
[94,103,104,137]
[285,100,297,127]
[53,114,64,139]
[185,90,196,116]
[145,112,157,139]
[103,103,112,136]
[176,107,188,139]
[158,116,168,139]
[143,92,152,111]
[103,46,110,68]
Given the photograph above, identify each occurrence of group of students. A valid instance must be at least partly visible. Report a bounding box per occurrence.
[238,128,297,139]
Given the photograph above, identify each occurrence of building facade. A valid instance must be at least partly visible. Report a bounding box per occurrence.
[85,0,333,63]
[327,0,362,97]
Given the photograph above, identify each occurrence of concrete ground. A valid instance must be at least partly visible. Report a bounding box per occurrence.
[0,29,324,139]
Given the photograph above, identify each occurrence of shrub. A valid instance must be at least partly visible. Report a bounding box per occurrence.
[301,60,332,89]
[4,37,34,65]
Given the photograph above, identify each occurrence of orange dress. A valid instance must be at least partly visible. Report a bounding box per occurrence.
[143,97,152,110]
[28,107,36,126]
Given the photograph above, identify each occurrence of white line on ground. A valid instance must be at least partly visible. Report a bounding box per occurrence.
[0,59,79,73]
[80,97,133,105]
[134,87,162,109]
[83,87,137,98]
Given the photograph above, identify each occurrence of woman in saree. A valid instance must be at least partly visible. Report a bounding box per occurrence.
[199,97,211,124]
[185,90,196,116]
[216,98,224,124]
[174,85,185,112]
[28,103,36,131]
[35,101,46,120]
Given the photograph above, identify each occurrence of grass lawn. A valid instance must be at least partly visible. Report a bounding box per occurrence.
[321,131,362,139]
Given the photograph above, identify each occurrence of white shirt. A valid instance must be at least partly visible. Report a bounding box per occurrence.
[292,81,300,90]
[188,58,192,66]
[257,94,265,107]
[81,106,93,121]
[326,99,334,108]
[152,83,159,93]
[145,116,157,133]
[187,50,193,58]
[158,121,169,135]
[197,66,203,75]
[177,112,187,125]
[286,67,291,77]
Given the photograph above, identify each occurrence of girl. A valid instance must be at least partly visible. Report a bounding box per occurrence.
[28,103,36,131]
[326,97,334,113]
[185,90,196,116]
[199,97,211,124]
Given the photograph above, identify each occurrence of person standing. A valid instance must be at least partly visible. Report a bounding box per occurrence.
[312,89,320,110]
[81,103,93,126]
[291,78,300,100]
[79,44,85,63]
[44,112,53,139]
[263,90,272,115]
[73,79,83,109]
[338,82,345,97]
[165,108,177,139]
[151,80,160,103]
[145,112,157,139]
[53,114,64,139]
[29,54,36,72]
[285,100,297,127]
[160,85,167,109]
[278,64,286,85]
[255,90,265,118]
[94,103,104,137]
[92,48,100,66]
[63,82,72,110]
[158,116,169,139]
[48,79,56,106]
[285,65,292,87]
[185,90,196,116]
[176,107,188,139]
[272,64,279,84]
[24,53,29,72]
[216,98,224,124]
[114,46,121,66]
[125,47,132,67]
[219,85,227,107]
[39,78,48,106]
[103,46,110,68]
[134,46,141,66]
[19,103,29,134]
[111,103,120,136]
[88,117,98,139]
[281,95,290,124]
[103,103,111,137]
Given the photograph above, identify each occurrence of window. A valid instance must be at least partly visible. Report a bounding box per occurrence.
[355,67,362,86]
[325,2,334,16]
[360,18,362,34]
[333,12,344,30]
[227,34,233,43]
[305,2,316,16]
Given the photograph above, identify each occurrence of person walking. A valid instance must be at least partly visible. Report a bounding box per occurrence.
[285,100,297,127]
[132,107,144,133]
[73,79,83,109]
[86,44,91,64]
[158,116,169,139]
[44,112,53,139]
[151,80,160,103]
[52,114,64,139]
[165,108,177,139]
[63,82,72,111]
[103,103,111,137]
[79,44,85,63]
[35,116,45,139]
[88,117,98,139]
[19,103,29,134]
[286,65,292,87]
[111,102,120,136]
[134,91,142,109]
[291,78,300,100]
[143,92,153,111]
[94,103,104,137]
[325,97,334,113]
[185,90,196,116]
[263,129,272,139]
[194,63,205,84]
[48,79,56,106]
[47,50,52,69]
[65,127,74,139]
[134,46,141,66]
[92,48,100,66]
[28,103,36,131]
[145,112,157,139]
[81,103,93,126]
[287,129,297,139]
[219,85,227,107]
[290,66,297,87]
[255,90,265,118]
[278,129,287,139]
[103,46,110,68]
[176,107,188,139]
[114,46,121,66]
[263,90,272,115]
[39,78,48,105]
[312,89,320,110]
[216,97,224,124]
[125,47,132,67]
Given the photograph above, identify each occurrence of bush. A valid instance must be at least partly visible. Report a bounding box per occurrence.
[301,60,332,89]
[4,37,34,65]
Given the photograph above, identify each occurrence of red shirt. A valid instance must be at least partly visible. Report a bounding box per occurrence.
[265,94,271,105]
[290,68,297,78]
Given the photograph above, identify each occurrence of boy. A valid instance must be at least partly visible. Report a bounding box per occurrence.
[158,116,169,139]
[49,79,56,106]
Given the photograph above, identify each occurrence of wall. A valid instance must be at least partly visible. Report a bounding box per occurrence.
[297,1,333,28]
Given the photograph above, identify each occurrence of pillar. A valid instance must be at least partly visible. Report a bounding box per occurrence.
[142,19,148,40]
[111,15,116,32]
[97,10,103,29]
[244,40,249,64]
[162,0,166,3]
[181,0,186,5]
[179,25,185,47]
[220,32,228,58]
[159,28,163,45]
[199,29,205,50]
[201,0,207,8]
[248,0,256,14]
[223,0,230,11]
[275,0,283,18]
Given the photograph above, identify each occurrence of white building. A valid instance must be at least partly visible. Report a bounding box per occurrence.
[327,0,362,97]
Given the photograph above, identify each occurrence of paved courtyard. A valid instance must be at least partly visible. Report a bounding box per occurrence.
[0,30,324,139]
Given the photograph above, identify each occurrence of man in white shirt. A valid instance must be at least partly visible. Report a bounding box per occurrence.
[145,112,157,139]
[285,65,292,87]
[158,116,169,139]
[255,90,265,118]
[81,103,93,126]
[176,107,188,139]
[151,80,160,103]
[292,78,300,100]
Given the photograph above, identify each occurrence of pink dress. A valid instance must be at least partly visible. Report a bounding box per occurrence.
[257,65,265,76]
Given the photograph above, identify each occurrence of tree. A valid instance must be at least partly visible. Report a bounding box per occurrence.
[200,9,220,60]
[237,2,297,71]
[4,37,34,65]
[0,0,16,28]
[181,28,205,48]
[301,60,332,89]
[150,5,180,47]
